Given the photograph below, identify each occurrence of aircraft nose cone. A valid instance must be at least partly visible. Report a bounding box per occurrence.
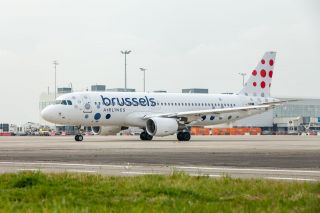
[41,106,55,123]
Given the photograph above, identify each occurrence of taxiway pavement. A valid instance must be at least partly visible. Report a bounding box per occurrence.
[0,135,319,181]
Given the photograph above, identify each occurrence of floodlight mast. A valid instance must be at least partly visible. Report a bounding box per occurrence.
[121,50,131,89]
[238,72,247,86]
[140,68,147,92]
[53,60,59,99]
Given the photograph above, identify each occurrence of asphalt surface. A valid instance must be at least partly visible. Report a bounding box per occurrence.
[0,135,319,181]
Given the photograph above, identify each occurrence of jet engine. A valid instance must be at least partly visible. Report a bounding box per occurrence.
[92,126,122,136]
[146,117,179,137]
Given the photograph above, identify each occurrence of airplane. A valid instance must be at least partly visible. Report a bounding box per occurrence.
[41,51,282,142]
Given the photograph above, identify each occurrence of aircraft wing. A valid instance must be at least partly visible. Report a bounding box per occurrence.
[143,102,283,123]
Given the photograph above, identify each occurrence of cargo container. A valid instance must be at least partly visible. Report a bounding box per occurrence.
[191,127,210,135]
[210,128,261,136]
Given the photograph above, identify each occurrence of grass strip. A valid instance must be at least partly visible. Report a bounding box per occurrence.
[0,172,319,212]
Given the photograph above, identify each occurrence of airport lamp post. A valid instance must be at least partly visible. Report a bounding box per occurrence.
[238,72,247,86]
[140,68,147,92]
[121,50,131,90]
[53,60,59,100]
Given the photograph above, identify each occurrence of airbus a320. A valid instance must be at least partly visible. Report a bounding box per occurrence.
[41,51,282,141]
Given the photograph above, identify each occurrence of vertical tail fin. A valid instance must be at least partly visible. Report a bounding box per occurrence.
[239,51,276,97]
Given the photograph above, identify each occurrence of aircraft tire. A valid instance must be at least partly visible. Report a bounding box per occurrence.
[140,132,153,141]
[182,132,191,141]
[146,133,153,141]
[177,132,191,141]
[75,134,83,142]
[140,132,146,140]
[177,132,183,141]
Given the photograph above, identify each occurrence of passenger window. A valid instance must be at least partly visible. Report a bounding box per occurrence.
[67,100,72,105]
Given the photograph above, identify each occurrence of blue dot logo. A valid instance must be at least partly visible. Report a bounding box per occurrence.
[94,113,101,120]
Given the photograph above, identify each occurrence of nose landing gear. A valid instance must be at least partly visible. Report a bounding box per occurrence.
[75,126,84,142]
[75,134,83,142]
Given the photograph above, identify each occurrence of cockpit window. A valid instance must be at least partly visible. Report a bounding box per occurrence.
[55,99,72,105]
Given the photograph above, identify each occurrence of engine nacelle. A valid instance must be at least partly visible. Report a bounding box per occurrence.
[146,117,178,137]
[92,126,122,136]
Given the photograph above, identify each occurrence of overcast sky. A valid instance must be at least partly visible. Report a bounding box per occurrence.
[0,0,319,124]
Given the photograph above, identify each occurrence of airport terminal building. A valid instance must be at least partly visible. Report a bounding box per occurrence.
[231,98,320,133]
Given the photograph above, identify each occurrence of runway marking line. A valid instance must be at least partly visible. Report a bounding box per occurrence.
[1,162,320,177]
[122,171,161,175]
[17,168,39,171]
[266,177,318,182]
[0,161,125,168]
[67,170,97,173]
[176,166,320,174]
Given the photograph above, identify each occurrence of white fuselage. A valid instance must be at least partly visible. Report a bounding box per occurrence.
[41,91,277,127]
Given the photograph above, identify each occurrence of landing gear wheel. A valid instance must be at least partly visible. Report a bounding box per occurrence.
[139,132,146,140]
[146,133,153,141]
[177,132,183,141]
[182,132,191,141]
[75,134,83,142]
[140,131,153,141]
[177,132,191,141]
[75,126,84,142]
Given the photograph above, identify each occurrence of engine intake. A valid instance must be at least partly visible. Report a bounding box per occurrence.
[146,117,178,137]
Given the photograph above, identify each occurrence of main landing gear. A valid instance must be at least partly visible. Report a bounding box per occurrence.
[177,131,191,141]
[75,125,84,142]
[140,131,153,141]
